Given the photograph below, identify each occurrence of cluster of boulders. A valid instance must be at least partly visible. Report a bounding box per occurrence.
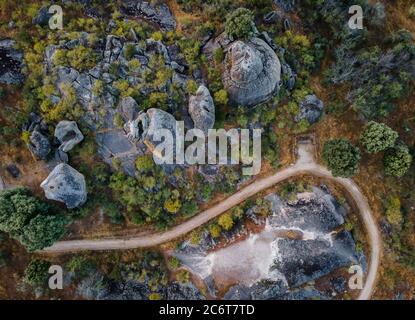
[21,113,87,209]
[0,39,24,85]
[43,25,199,176]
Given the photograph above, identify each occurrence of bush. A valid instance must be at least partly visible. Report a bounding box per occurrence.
[186,80,198,95]
[383,144,413,177]
[208,224,221,238]
[66,256,93,279]
[135,154,155,172]
[167,256,180,270]
[214,89,228,106]
[385,196,402,227]
[225,8,255,40]
[217,213,234,231]
[322,139,361,177]
[176,269,190,283]
[360,121,398,153]
[24,259,51,287]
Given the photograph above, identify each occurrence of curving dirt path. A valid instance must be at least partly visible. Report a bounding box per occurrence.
[42,144,381,300]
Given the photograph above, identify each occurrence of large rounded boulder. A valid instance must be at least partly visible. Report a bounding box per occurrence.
[40,163,87,209]
[223,37,281,107]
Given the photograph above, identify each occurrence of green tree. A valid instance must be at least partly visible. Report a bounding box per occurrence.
[24,259,51,287]
[225,8,255,40]
[383,144,413,177]
[214,89,228,106]
[20,214,69,252]
[67,255,94,279]
[217,213,234,230]
[360,121,398,153]
[135,154,155,172]
[322,139,361,177]
[385,196,402,226]
[208,223,222,238]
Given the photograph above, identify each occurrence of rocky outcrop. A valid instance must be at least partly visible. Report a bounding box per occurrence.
[118,97,140,122]
[28,130,51,160]
[0,39,24,85]
[143,108,177,147]
[223,38,281,107]
[275,231,358,288]
[32,7,53,26]
[121,0,176,31]
[176,186,362,300]
[295,94,324,124]
[40,163,87,209]
[166,282,206,300]
[188,85,215,135]
[55,121,84,152]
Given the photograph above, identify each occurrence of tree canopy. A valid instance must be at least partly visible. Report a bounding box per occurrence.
[360,121,398,153]
[0,188,69,251]
[383,144,413,177]
[225,8,255,40]
[322,139,361,177]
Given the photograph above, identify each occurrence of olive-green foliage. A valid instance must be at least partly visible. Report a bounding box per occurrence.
[383,144,413,177]
[53,46,97,71]
[360,121,398,153]
[0,188,69,251]
[322,139,361,177]
[225,8,255,40]
[66,255,94,279]
[385,196,402,227]
[24,259,51,287]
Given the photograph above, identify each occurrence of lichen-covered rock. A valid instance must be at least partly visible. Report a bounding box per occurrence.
[55,121,84,152]
[223,38,281,107]
[40,163,87,209]
[188,85,215,135]
[143,108,177,151]
[28,130,51,160]
[166,282,205,300]
[32,7,53,26]
[275,231,359,288]
[0,39,24,85]
[122,0,176,31]
[295,94,324,124]
[118,97,140,122]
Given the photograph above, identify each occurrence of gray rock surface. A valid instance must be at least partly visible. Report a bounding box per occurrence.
[143,108,177,152]
[40,163,87,209]
[275,231,358,288]
[166,282,205,300]
[55,121,84,152]
[28,130,51,160]
[0,39,24,84]
[118,97,140,122]
[295,94,324,124]
[32,7,53,26]
[188,85,215,135]
[223,38,281,107]
[122,0,176,31]
[267,188,346,233]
